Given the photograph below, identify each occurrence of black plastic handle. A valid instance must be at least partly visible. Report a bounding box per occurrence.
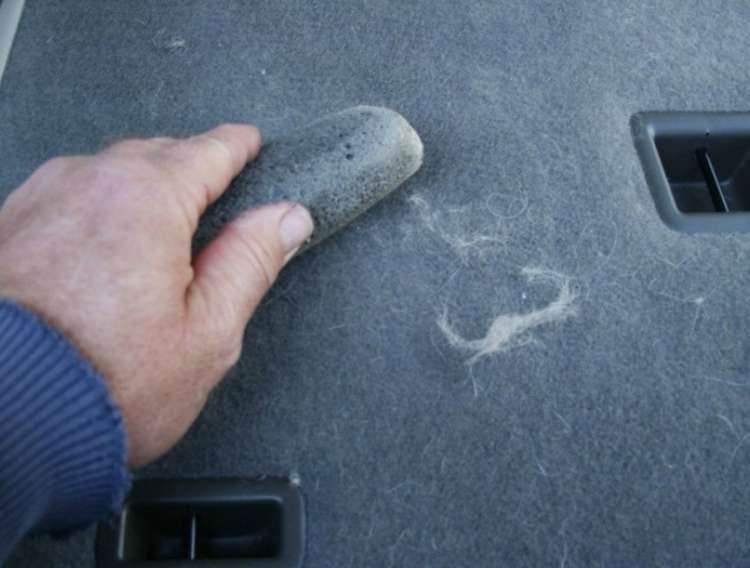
[96,478,305,568]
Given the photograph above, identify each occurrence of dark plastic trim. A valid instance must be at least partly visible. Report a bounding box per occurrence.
[96,478,305,568]
[632,111,750,233]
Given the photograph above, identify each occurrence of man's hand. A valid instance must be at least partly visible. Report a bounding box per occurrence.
[0,124,314,468]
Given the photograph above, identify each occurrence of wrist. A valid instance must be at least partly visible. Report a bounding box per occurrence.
[0,300,130,560]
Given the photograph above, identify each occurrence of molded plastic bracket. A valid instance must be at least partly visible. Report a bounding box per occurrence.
[96,478,305,568]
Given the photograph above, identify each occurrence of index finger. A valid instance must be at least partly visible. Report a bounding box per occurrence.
[168,123,262,215]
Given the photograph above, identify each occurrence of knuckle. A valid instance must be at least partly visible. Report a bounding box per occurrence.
[211,123,242,142]
[170,138,201,161]
[204,323,243,370]
[228,225,280,291]
[197,133,237,164]
[88,151,167,191]
[160,138,216,173]
[190,290,245,370]
[149,136,175,146]
[38,156,74,176]
[222,338,243,368]
[214,122,238,133]
[86,157,146,191]
[217,122,260,141]
[105,138,153,155]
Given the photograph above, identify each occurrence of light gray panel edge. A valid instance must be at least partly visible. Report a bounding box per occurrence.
[0,0,25,88]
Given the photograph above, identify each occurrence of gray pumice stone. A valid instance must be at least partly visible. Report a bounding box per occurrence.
[194,106,424,254]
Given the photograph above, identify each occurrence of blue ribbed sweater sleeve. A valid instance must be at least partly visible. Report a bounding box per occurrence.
[0,300,130,563]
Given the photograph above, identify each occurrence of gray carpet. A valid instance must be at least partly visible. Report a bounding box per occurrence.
[3,1,750,566]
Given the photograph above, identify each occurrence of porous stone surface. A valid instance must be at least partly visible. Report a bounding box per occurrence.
[194,106,423,253]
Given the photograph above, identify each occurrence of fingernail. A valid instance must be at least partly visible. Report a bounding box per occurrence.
[279,204,314,255]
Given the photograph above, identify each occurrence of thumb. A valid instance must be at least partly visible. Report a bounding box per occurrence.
[188,201,314,339]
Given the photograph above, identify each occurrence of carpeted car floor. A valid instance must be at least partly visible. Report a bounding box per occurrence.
[3,1,750,566]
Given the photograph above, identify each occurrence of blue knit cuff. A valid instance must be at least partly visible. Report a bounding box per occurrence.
[0,300,130,561]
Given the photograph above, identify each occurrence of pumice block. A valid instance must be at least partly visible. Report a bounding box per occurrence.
[194,106,424,253]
